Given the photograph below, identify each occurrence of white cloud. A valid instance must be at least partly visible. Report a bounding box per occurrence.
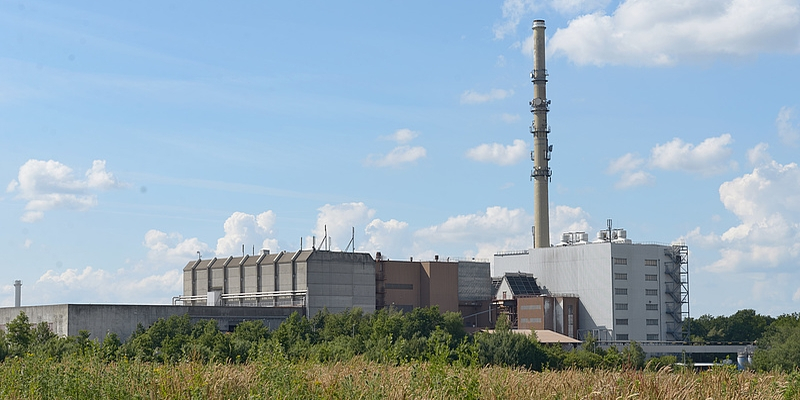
[364,218,411,256]
[549,205,592,243]
[366,130,427,168]
[144,229,211,266]
[616,170,656,189]
[747,142,772,166]
[381,128,419,145]
[35,266,182,305]
[607,153,655,188]
[610,134,738,188]
[777,106,800,146]
[365,146,427,167]
[494,0,538,40]
[649,134,736,175]
[314,203,376,251]
[551,0,611,14]
[696,152,800,273]
[466,139,528,165]
[544,0,800,66]
[215,211,279,256]
[6,159,123,222]
[607,152,644,174]
[415,206,532,261]
[461,89,514,104]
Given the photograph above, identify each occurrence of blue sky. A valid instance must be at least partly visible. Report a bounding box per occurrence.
[1,0,799,318]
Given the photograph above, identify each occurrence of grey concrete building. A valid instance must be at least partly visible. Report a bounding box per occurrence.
[0,304,300,341]
[179,249,376,316]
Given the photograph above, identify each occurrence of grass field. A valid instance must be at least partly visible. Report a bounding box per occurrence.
[0,354,798,399]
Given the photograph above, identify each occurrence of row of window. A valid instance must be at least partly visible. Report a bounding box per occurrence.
[615,303,659,311]
[614,273,659,281]
[616,334,660,341]
[615,288,660,296]
[614,258,660,267]
[616,318,659,325]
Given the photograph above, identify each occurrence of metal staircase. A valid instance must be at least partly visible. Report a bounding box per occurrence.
[664,244,689,341]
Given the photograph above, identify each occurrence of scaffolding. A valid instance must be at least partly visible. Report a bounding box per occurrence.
[664,244,689,341]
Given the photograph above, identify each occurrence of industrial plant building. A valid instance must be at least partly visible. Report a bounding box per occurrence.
[178,249,375,316]
[177,249,495,328]
[0,20,689,350]
[494,229,689,342]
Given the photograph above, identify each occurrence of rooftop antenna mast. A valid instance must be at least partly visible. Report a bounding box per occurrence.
[345,227,355,253]
[530,19,552,248]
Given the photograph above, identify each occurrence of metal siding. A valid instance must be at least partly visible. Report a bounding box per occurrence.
[495,243,614,340]
[458,261,491,302]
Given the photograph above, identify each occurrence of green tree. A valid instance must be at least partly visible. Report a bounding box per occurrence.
[475,330,547,370]
[752,313,800,372]
[0,330,9,361]
[621,341,646,369]
[101,332,122,362]
[494,313,511,333]
[272,312,314,359]
[32,321,57,347]
[726,309,773,342]
[442,311,466,344]
[230,320,270,362]
[6,311,33,356]
[401,307,444,339]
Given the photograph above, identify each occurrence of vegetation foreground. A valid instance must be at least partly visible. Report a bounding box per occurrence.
[0,354,800,399]
[0,354,799,399]
[2,307,800,398]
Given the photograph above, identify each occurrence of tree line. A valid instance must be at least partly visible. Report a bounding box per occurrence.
[1,307,798,371]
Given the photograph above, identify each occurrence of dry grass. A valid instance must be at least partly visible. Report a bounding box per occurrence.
[0,355,796,399]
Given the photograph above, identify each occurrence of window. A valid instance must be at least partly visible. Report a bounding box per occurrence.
[386,283,413,290]
[646,289,658,296]
[645,274,658,281]
[520,304,542,310]
[614,258,628,265]
[615,288,628,295]
[616,319,628,325]
[646,319,659,325]
[647,334,659,341]
[615,303,628,310]
[616,334,628,341]
[614,273,628,280]
[645,259,658,266]
[646,304,659,311]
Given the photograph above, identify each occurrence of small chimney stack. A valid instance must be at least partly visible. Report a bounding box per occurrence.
[14,280,21,307]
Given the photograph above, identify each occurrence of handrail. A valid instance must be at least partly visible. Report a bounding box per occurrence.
[173,290,307,305]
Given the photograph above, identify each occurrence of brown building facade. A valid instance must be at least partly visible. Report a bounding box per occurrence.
[517,295,579,338]
[375,254,492,327]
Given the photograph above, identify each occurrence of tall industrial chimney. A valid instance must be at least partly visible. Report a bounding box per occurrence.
[14,280,21,307]
[530,19,552,248]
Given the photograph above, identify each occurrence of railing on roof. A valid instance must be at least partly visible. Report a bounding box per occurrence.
[173,290,307,307]
[446,257,491,263]
[494,250,529,257]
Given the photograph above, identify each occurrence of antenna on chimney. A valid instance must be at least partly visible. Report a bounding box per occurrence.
[530,19,552,248]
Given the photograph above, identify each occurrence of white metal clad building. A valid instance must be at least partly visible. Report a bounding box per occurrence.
[494,230,688,342]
